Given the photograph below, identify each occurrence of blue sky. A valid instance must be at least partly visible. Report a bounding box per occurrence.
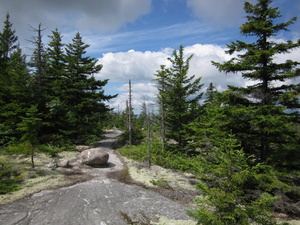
[1,0,299,113]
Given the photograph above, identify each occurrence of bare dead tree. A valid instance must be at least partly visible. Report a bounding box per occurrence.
[27,23,46,86]
[128,79,132,145]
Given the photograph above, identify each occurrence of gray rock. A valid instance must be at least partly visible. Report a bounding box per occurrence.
[80,148,109,166]
[58,159,69,168]
[47,161,57,170]
[76,145,90,152]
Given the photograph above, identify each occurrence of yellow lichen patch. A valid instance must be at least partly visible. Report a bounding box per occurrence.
[0,151,81,205]
[124,157,197,192]
[0,174,74,205]
[152,215,196,225]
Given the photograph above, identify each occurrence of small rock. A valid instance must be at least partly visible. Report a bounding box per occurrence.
[58,159,69,168]
[76,145,90,152]
[47,161,57,170]
[80,148,109,166]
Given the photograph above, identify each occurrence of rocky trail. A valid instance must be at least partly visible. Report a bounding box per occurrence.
[0,129,197,225]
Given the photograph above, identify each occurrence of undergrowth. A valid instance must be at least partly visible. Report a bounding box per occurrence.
[117,139,203,174]
[0,159,23,194]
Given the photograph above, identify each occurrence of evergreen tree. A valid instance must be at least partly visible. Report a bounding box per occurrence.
[212,0,300,162]
[0,14,31,145]
[64,32,116,142]
[0,13,18,63]
[45,28,66,84]
[42,28,67,137]
[189,135,277,225]
[17,105,42,168]
[154,65,168,150]
[204,82,218,105]
[155,45,204,150]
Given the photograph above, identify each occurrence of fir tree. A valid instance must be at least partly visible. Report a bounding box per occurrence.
[64,32,116,142]
[189,135,278,225]
[0,14,31,145]
[155,45,204,151]
[212,0,300,162]
[0,13,18,62]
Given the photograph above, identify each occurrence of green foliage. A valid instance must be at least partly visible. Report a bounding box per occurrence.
[17,105,42,145]
[154,45,204,149]
[189,135,278,225]
[1,141,32,155]
[0,159,23,194]
[117,138,203,173]
[150,179,171,189]
[0,16,116,147]
[212,0,300,164]
[117,128,145,146]
[40,144,64,157]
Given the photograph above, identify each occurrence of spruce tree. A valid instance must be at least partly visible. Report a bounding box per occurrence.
[0,14,31,144]
[0,13,18,63]
[46,28,66,84]
[42,28,67,137]
[155,45,203,151]
[189,135,278,225]
[212,0,300,162]
[154,65,168,150]
[64,32,116,142]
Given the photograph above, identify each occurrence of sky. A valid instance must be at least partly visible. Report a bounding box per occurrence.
[1,0,300,114]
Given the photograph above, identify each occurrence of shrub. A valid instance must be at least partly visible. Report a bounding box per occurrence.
[0,159,23,194]
[188,136,278,225]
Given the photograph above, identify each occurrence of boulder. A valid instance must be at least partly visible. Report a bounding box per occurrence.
[80,148,109,166]
[76,145,90,152]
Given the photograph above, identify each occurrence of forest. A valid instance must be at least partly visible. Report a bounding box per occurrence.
[1,0,300,224]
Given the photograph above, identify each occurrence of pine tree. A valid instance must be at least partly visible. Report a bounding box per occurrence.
[212,0,300,162]
[155,45,204,150]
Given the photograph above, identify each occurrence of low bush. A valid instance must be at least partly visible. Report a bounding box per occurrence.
[117,139,203,173]
[0,159,23,194]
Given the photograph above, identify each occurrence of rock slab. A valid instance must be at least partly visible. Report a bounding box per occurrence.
[80,148,109,166]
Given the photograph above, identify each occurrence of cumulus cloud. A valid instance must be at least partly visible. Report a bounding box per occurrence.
[96,49,171,82]
[101,42,300,113]
[100,44,244,112]
[97,44,243,89]
[108,82,157,114]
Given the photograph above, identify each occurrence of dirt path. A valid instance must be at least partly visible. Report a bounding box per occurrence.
[0,129,196,225]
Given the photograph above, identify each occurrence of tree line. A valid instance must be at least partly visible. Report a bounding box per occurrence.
[113,0,300,223]
[117,0,300,169]
[0,14,116,148]
[116,0,300,168]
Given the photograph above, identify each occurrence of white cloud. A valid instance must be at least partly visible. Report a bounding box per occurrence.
[102,41,300,113]
[108,82,157,114]
[96,50,170,83]
[101,44,244,112]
